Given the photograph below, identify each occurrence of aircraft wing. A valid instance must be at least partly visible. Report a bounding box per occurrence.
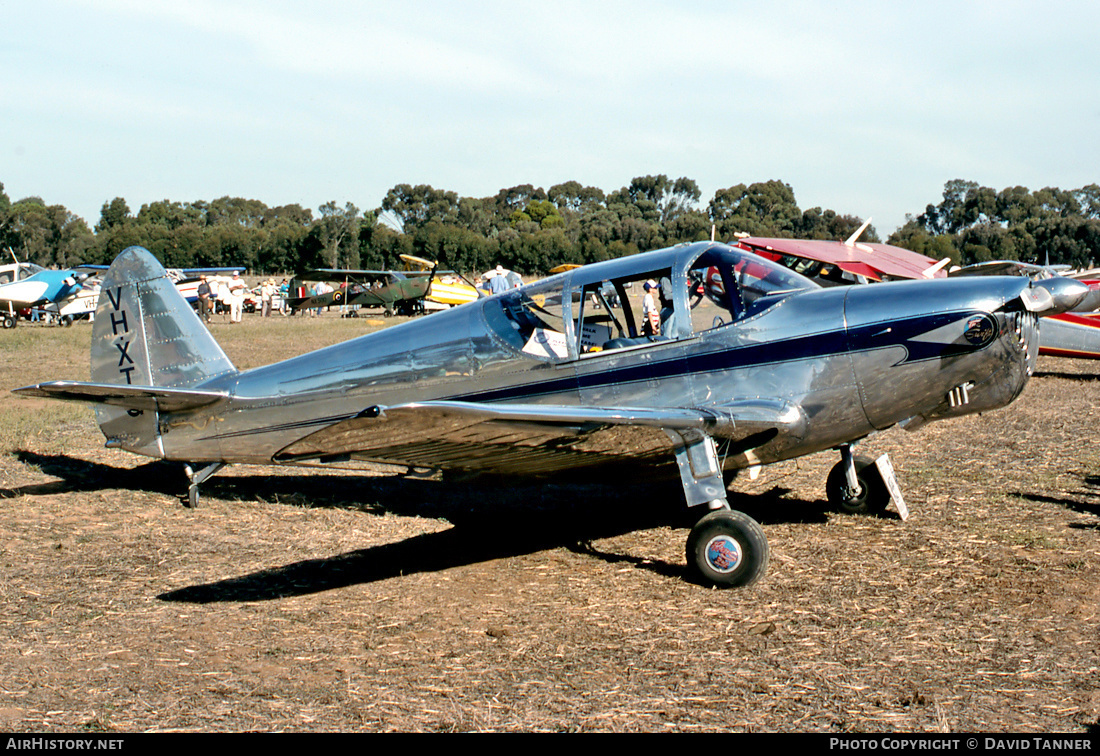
[948,260,1069,278]
[737,237,947,281]
[164,266,246,282]
[14,381,228,412]
[399,254,436,271]
[298,268,402,283]
[273,398,806,475]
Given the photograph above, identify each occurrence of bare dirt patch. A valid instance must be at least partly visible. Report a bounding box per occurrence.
[1,314,1098,732]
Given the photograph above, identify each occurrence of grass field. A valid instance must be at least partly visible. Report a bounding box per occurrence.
[1,313,1098,732]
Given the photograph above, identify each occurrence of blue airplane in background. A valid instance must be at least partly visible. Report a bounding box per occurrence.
[0,248,247,328]
[0,258,93,329]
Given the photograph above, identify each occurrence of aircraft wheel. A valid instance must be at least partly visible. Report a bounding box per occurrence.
[60,315,74,327]
[1,315,16,329]
[685,509,769,588]
[826,455,889,515]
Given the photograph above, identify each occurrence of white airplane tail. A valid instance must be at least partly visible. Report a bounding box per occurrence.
[89,246,237,456]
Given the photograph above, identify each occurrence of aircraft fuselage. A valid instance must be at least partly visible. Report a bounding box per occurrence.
[141,244,1037,475]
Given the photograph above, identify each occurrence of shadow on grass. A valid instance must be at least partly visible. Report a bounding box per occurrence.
[7,450,831,601]
[1032,370,1100,382]
[6,451,183,498]
[1010,469,1100,525]
[160,483,828,603]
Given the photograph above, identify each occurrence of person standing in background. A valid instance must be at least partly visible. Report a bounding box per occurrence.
[260,279,275,317]
[196,275,212,323]
[228,271,246,323]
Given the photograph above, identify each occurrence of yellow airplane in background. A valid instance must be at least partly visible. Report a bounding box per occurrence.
[399,254,480,308]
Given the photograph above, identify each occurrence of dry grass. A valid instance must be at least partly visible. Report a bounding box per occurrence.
[1,313,1098,732]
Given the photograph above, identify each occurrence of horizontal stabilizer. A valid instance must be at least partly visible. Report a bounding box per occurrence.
[14,381,228,412]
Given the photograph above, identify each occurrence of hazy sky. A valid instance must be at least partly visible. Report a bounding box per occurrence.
[3,0,1098,236]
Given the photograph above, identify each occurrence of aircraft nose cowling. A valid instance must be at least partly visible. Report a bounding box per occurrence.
[1020,277,1090,316]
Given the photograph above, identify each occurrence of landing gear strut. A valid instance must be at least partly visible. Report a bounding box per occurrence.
[183,462,225,508]
[671,430,769,588]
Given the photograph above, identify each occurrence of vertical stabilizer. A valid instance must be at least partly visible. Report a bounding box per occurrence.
[91,246,237,456]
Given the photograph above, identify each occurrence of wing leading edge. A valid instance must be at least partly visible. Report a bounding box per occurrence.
[273,399,806,476]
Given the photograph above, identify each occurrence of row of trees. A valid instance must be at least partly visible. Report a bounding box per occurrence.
[889,180,1100,269]
[0,177,877,275]
[1,177,1097,275]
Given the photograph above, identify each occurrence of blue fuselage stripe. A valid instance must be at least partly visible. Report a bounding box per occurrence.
[454,310,989,404]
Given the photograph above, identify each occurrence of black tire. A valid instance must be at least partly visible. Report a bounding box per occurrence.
[686,510,770,588]
[826,455,890,515]
[1,315,15,329]
[60,315,74,327]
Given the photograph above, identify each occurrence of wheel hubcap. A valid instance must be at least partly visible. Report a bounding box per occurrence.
[704,535,742,573]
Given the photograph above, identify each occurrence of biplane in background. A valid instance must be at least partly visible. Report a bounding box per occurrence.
[736,223,1100,360]
[398,254,481,309]
[287,267,435,317]
[15,243,1088,587]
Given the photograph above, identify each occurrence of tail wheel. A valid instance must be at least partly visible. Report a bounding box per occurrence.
[686,510,770,588]
[826,455,890,515]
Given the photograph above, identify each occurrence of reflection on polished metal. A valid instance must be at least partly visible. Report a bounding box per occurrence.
[14,243,1088,587]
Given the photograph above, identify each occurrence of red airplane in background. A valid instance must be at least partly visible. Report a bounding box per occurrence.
[735,221,1100,360]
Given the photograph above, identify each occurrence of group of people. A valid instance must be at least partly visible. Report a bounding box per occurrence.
[195,273,290,323]
[196,272,244,323]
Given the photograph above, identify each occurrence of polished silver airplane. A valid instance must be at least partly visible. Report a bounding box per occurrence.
[14,243,1088,587]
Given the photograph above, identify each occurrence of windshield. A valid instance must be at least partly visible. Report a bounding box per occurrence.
[483,277,571,360]
[688,246,817,330]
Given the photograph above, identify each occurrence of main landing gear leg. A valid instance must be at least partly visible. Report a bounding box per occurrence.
[183,462,225,508]
[669,431,770,588]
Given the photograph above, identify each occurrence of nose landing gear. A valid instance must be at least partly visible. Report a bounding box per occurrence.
[826,445,903,517]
